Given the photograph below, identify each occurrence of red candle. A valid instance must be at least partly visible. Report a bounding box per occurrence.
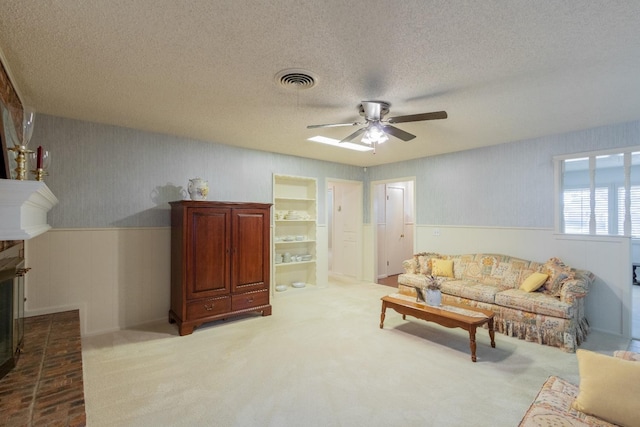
[37,146,43,169]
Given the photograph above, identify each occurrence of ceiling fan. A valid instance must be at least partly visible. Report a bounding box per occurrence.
[307,101,447,150]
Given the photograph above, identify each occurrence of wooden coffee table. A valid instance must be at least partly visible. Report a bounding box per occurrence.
[380,294,495,362]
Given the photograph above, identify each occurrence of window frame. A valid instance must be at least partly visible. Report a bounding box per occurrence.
[554,145,640,237]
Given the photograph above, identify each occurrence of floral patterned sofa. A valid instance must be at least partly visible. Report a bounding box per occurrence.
[519,350,640,426]
[398,253,595,352]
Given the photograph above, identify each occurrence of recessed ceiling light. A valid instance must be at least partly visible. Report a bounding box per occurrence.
[308,136,374,152]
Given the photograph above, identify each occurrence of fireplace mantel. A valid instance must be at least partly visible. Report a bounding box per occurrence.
[0,179,58,240]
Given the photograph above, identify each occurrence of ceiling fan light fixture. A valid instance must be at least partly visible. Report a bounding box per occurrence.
[362,123,388,145]
[306,100,446,153]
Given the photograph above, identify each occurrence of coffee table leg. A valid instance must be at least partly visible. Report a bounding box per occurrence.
[488,318,496,348]
[468,326,477,362]
[380,301,387,329]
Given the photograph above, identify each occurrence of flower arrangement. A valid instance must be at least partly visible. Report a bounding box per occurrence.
[425,275,441,290]
[422,275,443,306]
[416,275,441,304]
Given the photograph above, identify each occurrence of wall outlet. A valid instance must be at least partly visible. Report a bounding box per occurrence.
[433,228,441,236]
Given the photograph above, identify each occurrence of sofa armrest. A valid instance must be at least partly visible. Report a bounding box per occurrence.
[559,277,590,304]
[402,258,418,274]
[614,350,640,361]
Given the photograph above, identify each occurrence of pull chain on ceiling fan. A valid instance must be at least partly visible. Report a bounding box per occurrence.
[307,101,447,152]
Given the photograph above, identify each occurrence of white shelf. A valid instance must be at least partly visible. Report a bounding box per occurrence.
[274,197,315,202]
[273,174,317,291]
[275,260,316,267]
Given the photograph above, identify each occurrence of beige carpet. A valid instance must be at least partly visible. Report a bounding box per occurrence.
[82,275,629,427]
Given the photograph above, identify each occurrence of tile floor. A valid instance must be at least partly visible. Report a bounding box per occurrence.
[0,310,86,427]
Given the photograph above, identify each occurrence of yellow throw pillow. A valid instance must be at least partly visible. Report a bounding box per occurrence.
[519,272,548,292]
[571,349,640,427]
[431,259,454,278]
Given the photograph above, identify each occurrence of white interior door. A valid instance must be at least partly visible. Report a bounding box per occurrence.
[385,186,405,276]
[331,181,362,278]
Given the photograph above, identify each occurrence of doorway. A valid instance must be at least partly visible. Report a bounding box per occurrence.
[373,179,415,280]
[327,179,363,279]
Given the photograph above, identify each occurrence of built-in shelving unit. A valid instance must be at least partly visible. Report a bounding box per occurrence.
[273,174,317,292]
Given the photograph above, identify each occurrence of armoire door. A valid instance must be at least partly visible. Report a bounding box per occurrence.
[232,208,269,293]
[187,207,231,299]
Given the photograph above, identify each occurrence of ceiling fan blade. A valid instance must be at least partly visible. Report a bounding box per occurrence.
[340,127,367,143]
[307,121,362,129]
[382,125,416,142]
[387,111,448,124]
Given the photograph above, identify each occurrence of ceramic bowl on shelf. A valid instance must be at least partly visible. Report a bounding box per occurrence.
[275,284,288,292]
[300,255,312,261]
[291,282,306,288]
[295,235,305,241]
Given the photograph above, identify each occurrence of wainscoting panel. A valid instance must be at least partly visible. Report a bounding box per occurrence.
[27,226,631,338]
[26,228,171,336]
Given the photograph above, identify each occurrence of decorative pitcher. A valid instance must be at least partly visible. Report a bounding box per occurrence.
[188,177,209,200]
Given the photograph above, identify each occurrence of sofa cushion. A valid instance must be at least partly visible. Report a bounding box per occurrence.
[495,289,573,319]
[520,272,548,292]
[518,376,619,427]
[416,252,441,275]
[432,258,454,277]
[457,254,542,289]
[542,257,575,296]
[440,280,500,304]
[398,273,429,290]
[571,350,640,427]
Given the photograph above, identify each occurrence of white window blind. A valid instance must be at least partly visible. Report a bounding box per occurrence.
[563,187,608,234]
[558,149,640,236]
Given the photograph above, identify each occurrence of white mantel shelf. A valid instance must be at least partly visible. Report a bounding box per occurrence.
[0,179,58,240]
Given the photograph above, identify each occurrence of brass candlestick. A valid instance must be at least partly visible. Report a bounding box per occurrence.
[8,145,34,180]
[28,148,50,181]
[31,168,47,182]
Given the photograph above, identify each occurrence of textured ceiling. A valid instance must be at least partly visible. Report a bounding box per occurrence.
[1,1,640,167]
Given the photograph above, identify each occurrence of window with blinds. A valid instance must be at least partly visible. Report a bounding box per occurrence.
[563,187,609,234]
[557,149,640,237]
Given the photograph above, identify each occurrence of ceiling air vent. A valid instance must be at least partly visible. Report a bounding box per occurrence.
[275,69,317,89]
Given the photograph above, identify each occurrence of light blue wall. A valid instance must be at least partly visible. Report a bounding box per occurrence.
[31,114,640,230]
[366,120,640,227]
[32,115,364,228]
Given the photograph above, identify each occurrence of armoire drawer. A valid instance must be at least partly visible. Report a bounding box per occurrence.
[232,289,269,311]
[187,296,231,319]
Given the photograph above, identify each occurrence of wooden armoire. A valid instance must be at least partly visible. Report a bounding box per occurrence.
[169,201,272,335]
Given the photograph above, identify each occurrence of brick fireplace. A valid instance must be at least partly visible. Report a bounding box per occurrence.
[0,241,25,381]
